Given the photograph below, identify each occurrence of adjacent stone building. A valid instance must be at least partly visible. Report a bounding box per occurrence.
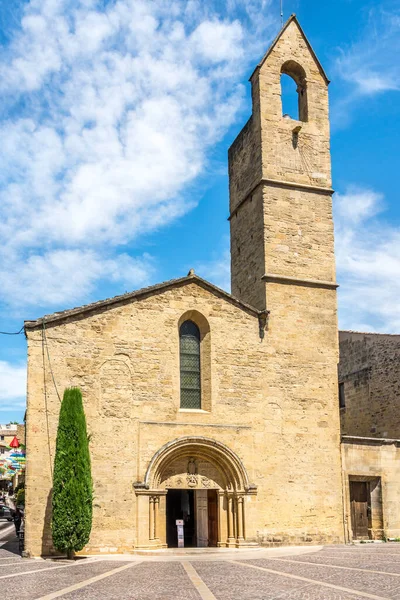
[339,331,400,541]
[24,15,374,556]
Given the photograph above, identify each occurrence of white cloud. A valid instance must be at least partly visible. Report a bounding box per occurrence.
[0,250,154,307]
[196,244,231,292]
[334,187,400,333]
[190,20,244,63]
[335,187,384,224]
[332,7,400,124]
[0,361,26,410]
[334,8,400,95]
[0,0,275,311]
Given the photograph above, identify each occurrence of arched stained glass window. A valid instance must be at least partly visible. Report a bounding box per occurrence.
[180,320,201,409]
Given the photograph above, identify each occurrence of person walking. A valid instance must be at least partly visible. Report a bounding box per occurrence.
[13,507,22,535]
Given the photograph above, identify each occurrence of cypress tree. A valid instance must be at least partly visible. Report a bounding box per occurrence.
[52,387,93,558]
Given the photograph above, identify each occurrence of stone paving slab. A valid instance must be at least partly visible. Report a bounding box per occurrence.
[0,545,400,599]
[319,546,400,555]
[60,562,202,600]
[283,554,400,574]
[0,547,19,558]
[1,560,130,600]
[0,556,23,565]
[281,584,376,600]
[192,561,332,600]
[246,559,400,598]
[0,537,20,557]
[0,559,70,577]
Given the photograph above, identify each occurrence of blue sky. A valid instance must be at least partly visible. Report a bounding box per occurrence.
[0,0,399,423]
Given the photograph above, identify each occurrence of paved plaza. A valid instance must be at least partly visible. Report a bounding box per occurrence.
[2,528,400,600]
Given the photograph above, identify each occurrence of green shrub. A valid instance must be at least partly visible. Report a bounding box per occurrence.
[14,482,24,495]
[52,387,93,558]
[16,488,25,507]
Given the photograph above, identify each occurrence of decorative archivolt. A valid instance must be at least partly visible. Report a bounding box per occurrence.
[143,436,254,493]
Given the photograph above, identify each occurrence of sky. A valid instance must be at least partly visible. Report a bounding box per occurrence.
[0,0,399,423]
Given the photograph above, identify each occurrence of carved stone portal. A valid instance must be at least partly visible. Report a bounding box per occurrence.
[162,457,221,490]
[187,457,198,487]
[135,436,257,549]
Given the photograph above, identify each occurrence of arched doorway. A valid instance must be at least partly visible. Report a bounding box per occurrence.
[134,437,257,549]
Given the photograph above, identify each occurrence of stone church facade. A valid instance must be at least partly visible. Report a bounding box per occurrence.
[24,16,346,556]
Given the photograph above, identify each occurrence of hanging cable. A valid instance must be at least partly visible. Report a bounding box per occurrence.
[42,326,53,478]
[42,321,62,404]
[0,325,24,335]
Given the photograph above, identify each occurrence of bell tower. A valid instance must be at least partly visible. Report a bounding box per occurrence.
[229,16,344,544]
[229,14,336,310]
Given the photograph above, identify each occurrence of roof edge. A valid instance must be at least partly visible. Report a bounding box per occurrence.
[249,14,330,84]
[24,274,264,330]
[342,435,400,446]
[339,330,400,337]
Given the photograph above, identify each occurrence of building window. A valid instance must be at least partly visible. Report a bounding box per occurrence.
[0,448,4,454]
[0,436,4,441]
[281,73,299,120]
[180,320,201,409]
[339,382,345,409]
[281,60,308,122]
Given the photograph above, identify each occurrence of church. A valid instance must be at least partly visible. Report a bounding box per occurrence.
[24,16,360,556]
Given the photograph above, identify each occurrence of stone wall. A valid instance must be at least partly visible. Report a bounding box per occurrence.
[339,332,400,438]
[342,438,400,540]
[230,186,266,309]
[25,280,344,556]
[17,424,26,446]
[262,185,335,283]
[228,116,261,215]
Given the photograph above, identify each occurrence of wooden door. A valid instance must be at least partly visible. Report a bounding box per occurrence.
[196,490,208,547]
[207,490,218,547]
[350,481,369,539]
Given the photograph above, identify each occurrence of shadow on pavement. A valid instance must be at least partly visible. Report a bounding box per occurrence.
[1,537,20,556]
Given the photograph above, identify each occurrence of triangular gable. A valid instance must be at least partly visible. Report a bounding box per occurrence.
[24,273,264,329]
[250,14,330,84]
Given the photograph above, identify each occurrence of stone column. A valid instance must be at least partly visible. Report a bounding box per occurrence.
[217,491,224,546]
[149,497,155,541]
[134,490,167,549]
[154,496,159,540]
[237,495,245,543]
[227,494,235,545]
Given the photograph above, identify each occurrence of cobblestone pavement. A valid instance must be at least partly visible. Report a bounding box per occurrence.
[2,539,400,600]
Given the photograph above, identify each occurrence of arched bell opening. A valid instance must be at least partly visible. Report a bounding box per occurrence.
[281,60,308,122]
[134,437,257,549]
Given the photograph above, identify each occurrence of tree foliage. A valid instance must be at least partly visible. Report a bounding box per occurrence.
[52,387,92,556]
[16,488,25,507]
